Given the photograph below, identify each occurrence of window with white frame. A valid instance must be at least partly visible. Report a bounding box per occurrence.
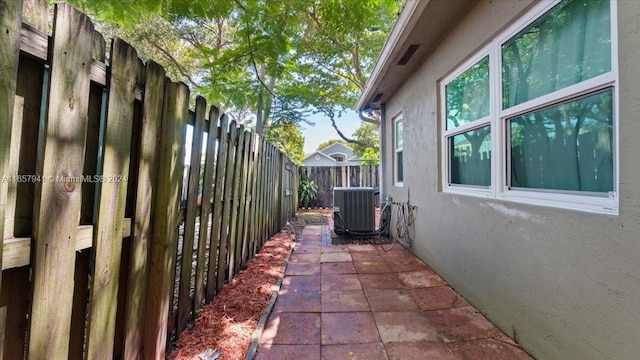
[444,55,491,188]
[441,0,617,214]
[394,116,404,185]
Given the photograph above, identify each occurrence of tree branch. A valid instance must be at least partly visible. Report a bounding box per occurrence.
[234,0,277,98]
[140,32,203,88]
[329,116,369,147]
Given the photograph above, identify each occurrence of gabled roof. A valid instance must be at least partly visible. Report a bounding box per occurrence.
[357,0,475,112]
[301,151,336,163]
[321,142,353,156]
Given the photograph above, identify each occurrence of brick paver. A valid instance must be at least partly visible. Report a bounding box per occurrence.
[256,225,533,360]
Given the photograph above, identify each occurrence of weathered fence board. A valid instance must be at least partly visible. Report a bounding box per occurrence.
[0,0,22,285]
[85,37,138,360]
[144,82,188,359]
[177,96,206,335]
[239,131,254,268]
[227,125,245,279]
[1,2,298,357]
[207,113,229,301]
[194,106,219,311]
[216,122,238,292]
[123,60,165,360]
[28,4,95,359]
[248,135,263,259]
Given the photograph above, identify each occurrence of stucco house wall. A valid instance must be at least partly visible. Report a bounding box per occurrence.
[377,1,640,359]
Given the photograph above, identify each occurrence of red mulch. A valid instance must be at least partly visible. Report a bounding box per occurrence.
[168,232,295,360]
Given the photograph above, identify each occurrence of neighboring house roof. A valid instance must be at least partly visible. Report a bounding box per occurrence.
[302,151,335,163]
[322,142,355,157]
[301,143,361,166]
[356,0,475,112]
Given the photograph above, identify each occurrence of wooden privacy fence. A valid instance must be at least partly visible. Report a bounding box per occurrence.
[0,2,298,359]
[299,165,379,208]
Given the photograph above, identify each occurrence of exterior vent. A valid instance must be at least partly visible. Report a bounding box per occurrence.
[333,187,375,235]
[397,44,419,65]
[372,93,383,102]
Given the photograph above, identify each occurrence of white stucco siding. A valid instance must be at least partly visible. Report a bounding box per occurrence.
[381,1,640,359]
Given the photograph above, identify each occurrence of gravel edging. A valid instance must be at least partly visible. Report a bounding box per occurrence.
[245,242,295,360]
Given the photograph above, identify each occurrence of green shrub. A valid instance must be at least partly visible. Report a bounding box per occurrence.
[299,179,318,208]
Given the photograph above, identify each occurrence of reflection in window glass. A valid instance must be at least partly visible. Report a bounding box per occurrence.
[395,120,403,149]
[395,118,404,184]
[509,89,613,193]
[446,56,490,130]
[396,151,403,183]
[450,126,491,186]
[502,0,611,108]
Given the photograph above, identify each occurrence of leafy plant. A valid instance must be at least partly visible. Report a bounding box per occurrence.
[298,179,318,208]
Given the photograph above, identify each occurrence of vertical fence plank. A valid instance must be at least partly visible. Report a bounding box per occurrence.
[177,96,206,335]
[143,81,188,360]
[254,139,266,250]
[216,122,238,292]
[28,4,95,359]
[262,144,273,243]
[194,106,219,308]
[85,37,138,360]
[233,130,251,273]
[0,0,22,271]
[269,145,277,238]
[21,0,47,33]
[266,144,273,238]
[263,143,272,243]
[240,132,255,267]
[227,126,245,279]
[206,114,229,301]
[248,134,263,259]
[123,61,165,360]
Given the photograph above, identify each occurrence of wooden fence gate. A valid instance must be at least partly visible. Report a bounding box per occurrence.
[299,165,380,208]
[0,1,298,359]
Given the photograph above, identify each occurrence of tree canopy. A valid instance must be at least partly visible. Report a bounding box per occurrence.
[71,0,398,122]
[69,0,399,162]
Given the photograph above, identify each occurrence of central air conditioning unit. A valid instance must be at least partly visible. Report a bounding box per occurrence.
[333,187,375,236]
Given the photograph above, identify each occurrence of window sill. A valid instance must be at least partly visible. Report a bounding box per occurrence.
[498,190,618,216]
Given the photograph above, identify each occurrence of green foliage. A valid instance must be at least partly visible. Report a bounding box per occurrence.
[298,179,318,208]
[352,122,379,165]
[68,0,401,152]
[264,121,305,165]
[317,139,348,151]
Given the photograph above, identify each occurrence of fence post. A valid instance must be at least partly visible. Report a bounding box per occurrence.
[143,81,188,360]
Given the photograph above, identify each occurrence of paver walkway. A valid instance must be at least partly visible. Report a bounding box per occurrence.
[256,225,533,360]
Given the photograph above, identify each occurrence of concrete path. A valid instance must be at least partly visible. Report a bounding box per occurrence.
[256,225,533,360]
